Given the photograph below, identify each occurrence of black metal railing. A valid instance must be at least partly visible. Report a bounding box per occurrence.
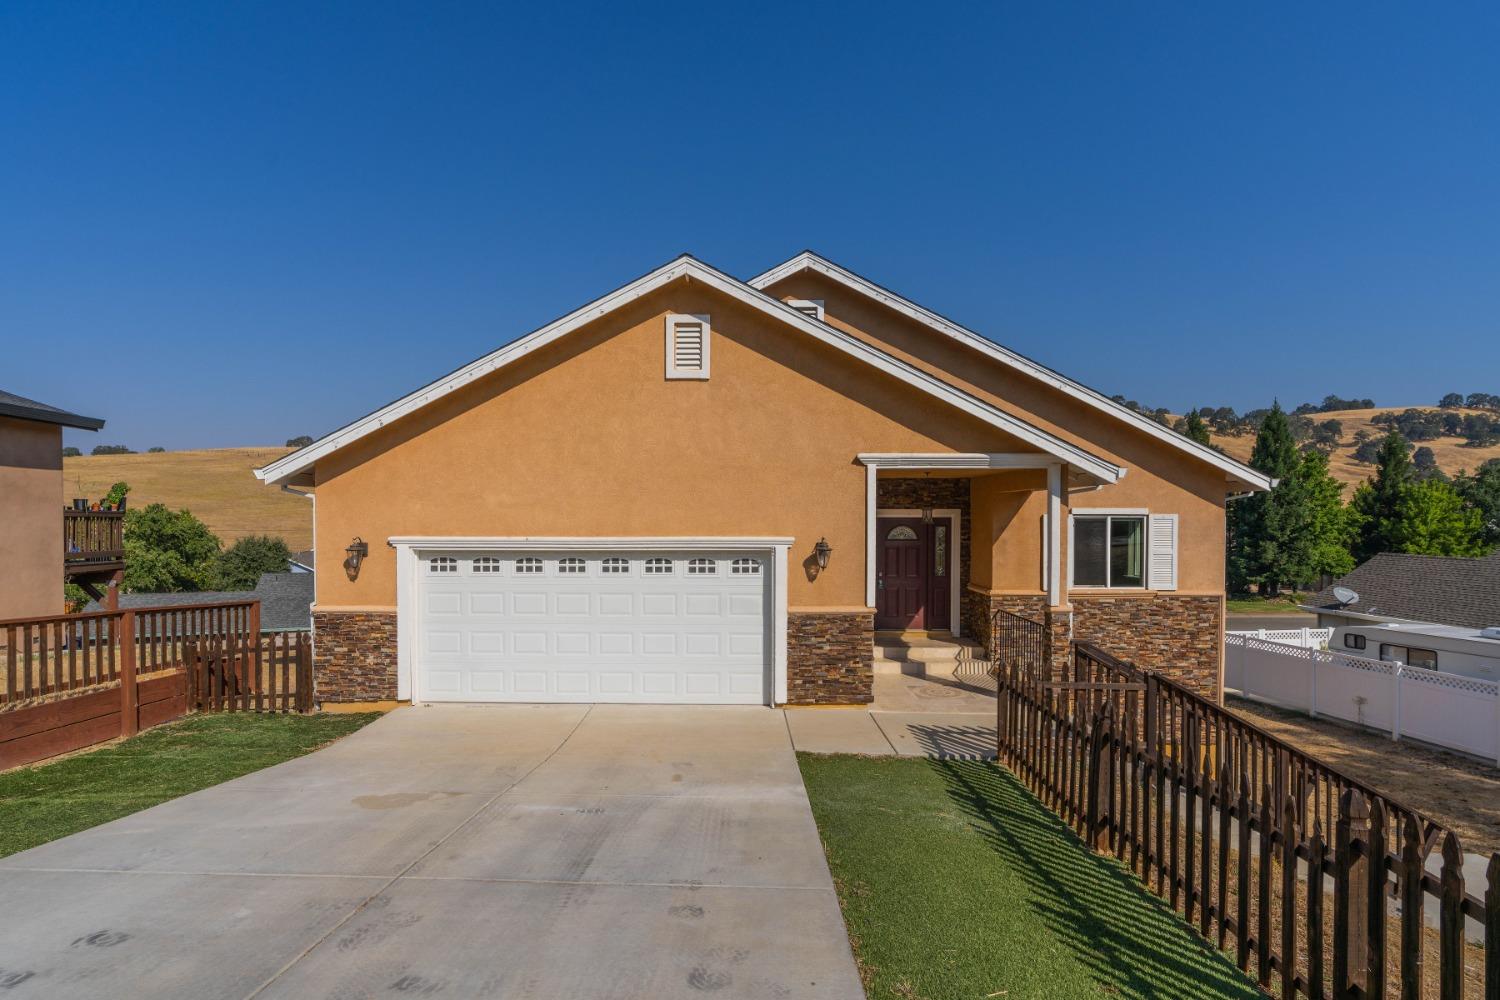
[989,607,1047,680]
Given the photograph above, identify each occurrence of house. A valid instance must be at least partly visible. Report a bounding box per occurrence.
[288,549,315,573]
[254,252,1272,707]
[0,390,107,620]
[1301,551,1500,631]
[85,572,315,632]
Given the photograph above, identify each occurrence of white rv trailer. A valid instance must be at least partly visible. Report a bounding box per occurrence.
[1330,622,1500,682]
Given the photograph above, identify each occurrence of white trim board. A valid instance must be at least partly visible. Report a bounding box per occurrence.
[753,252,1274,493]
[255,255,1124,487]
[875,509,962,635]
[388,536,792,706]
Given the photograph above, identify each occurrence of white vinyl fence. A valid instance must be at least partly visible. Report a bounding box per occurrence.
[1226,626,1332,650]
[1224,632,1500,765]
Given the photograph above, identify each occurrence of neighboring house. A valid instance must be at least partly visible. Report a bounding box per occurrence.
[288,549,315,573]
[86,572,315,632]
[1301,551,1500,630]
[255,252,1272,707]
[0,390,106,619]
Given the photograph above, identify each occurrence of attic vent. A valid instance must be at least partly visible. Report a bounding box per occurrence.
[665,313,711,380]
[786,298,825,321]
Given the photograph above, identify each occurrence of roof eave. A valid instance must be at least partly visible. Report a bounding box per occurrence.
[255,254,1123,487]
[749,252,1274,492]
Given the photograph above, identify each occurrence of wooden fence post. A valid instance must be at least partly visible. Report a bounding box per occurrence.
[1087,705,1115,852]
[248,600,262,707]
[1366,798,1387,998]
[296,633,313,713]
[1333,789,1370,1000]
[1486,853,1499,1000]
[1399,815,1425,1000]
[1439,832,1464,1000]
[118,609,138,738]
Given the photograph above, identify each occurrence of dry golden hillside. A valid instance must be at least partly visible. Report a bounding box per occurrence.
[62,447,310,550]
[1208,407,1500,493]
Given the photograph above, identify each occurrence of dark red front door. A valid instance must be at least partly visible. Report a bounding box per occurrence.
[876,517,929,630]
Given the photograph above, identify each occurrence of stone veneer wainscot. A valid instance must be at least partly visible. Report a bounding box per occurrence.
[786,610,874,705]
[312,610,398,703]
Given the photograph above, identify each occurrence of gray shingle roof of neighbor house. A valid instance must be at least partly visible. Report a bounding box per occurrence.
[86,572,314,632]
[1301,551,1500,629]
[0,389,105,430]
[289,549,315,570]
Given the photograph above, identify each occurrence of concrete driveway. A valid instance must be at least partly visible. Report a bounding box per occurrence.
[0,705,863,999]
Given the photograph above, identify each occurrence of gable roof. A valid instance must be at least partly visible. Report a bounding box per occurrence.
[85,572,314,632]
[256,255,1125,488]
[1301,551,1500,629]
[749,252,1274,493]
[0,389,105,431]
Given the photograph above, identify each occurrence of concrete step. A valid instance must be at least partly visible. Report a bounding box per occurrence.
[873,637,987,676]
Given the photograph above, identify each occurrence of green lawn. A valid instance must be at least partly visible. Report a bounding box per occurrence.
[1225,592,1313,614]
[798,755,1261,1000]
[0,711,379,858]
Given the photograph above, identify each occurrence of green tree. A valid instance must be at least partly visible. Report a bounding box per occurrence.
[1180,410,1212,445]
[122,504,222,593]
[1352,431,1413,561]
[62,446,81,458]
[212,535,293,590]
[1453,459,1500,548]
[1227,402,1302,593]
[1258,449,1358,587]
[1388,479,1489,556]
[285,435,314,448]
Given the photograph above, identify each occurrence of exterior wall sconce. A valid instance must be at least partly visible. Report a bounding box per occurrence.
[921,506,934,524]
[344,537,369,581]
[814,537,833,571]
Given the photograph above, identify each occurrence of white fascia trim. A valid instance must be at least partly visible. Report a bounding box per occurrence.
[876,508,962,635]
[257,255,1123,486]
[387,536,795,551]
[753,252,1273,493]
[390,535,792,707]
[857,452,1089,472]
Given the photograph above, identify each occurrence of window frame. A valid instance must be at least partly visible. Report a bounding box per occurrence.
[1069,512,1149,591]
[1380,642,1438,670]
[1343,633,1367,650]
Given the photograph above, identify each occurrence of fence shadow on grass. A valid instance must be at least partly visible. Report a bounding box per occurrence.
[908,724,998,761]
[930,757,1262,1000]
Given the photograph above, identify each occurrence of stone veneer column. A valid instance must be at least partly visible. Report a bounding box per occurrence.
[786,610,874,705]
[312,610,398,703]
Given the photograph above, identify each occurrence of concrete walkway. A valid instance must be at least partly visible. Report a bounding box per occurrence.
[0,705,863,1000]
[785,672,998,759]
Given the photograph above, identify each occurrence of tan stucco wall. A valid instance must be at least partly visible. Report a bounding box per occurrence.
[311,278,1032,610]
[764,272,1229,598]
[0,418,64,620]
[969,469,1047,593]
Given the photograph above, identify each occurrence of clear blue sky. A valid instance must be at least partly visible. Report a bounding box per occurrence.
[4,2,1497,451]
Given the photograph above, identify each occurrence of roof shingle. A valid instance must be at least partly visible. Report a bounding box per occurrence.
[1303,552,1500,629]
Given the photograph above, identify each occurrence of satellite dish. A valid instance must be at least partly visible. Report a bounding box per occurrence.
[1332,586,1359,606]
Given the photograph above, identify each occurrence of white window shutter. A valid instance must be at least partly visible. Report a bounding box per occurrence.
[665,314,711,379]
[1148,514,1178,591]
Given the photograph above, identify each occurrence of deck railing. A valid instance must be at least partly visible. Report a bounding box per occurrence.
[63,508,125,569]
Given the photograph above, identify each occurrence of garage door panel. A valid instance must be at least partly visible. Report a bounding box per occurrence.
[416,550,770,704]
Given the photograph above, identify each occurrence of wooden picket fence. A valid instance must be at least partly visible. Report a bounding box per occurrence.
[0,601,312,770]
[994,610,1500,999]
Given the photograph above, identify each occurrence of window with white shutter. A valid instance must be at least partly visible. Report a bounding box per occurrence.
[1148,514,1178,591]
[785,298,825,321]
[665,313,711,380]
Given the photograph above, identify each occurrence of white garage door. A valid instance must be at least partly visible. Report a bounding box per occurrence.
[416,550,769,704]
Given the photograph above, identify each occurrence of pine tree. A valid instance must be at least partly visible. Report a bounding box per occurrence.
[1182,410,1212,446]
[1259,449,1357,588]
[1352,431,1413,561]
[1227,401,1303,593]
